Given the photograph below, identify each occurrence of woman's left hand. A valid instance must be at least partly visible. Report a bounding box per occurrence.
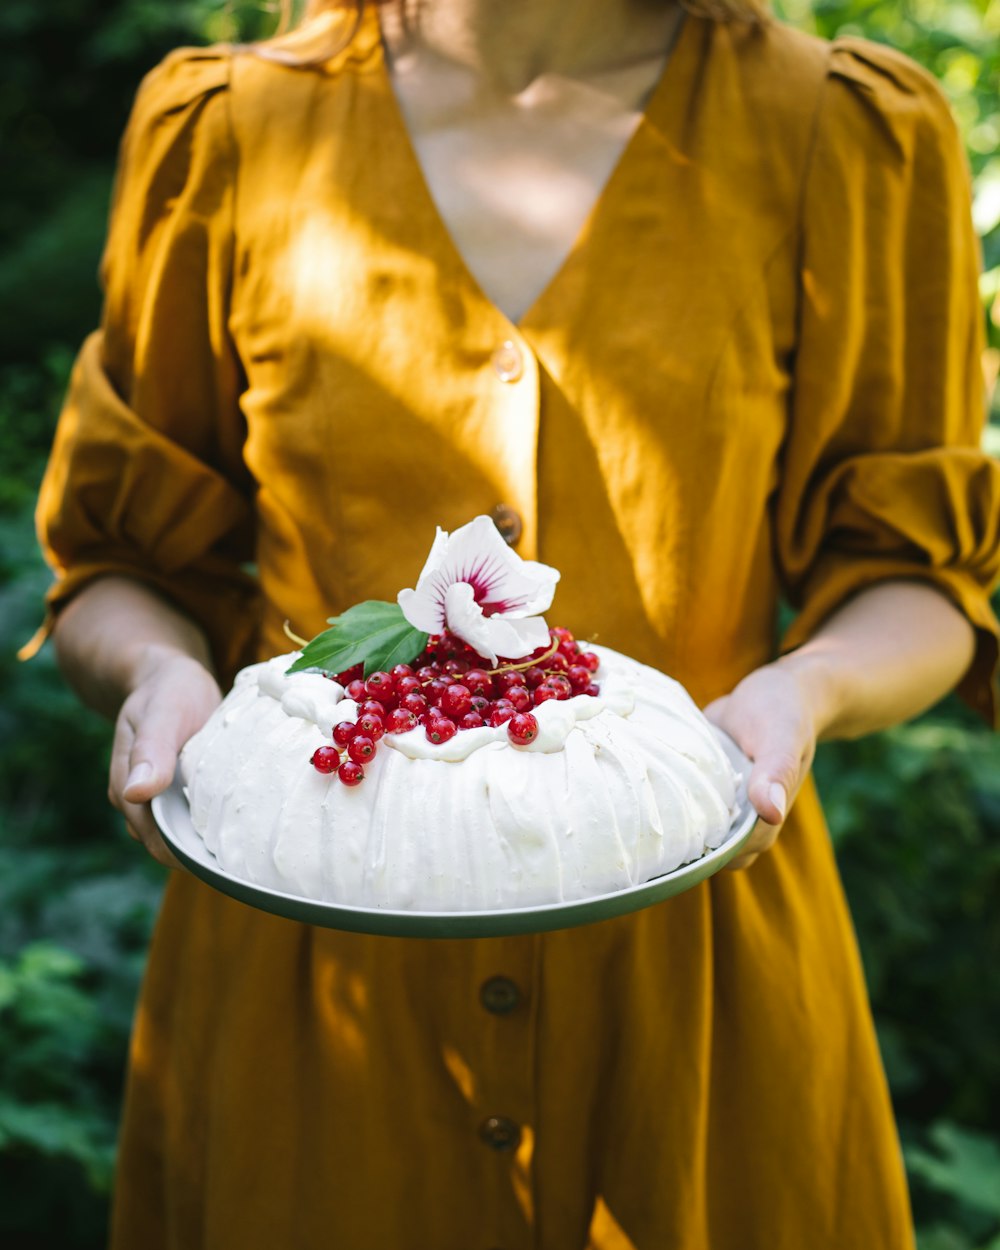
[703,662,821,871]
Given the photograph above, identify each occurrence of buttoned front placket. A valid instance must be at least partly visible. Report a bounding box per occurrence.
[474,326,541,563]
[237,29,551,1244]
[455,323,544,1250]
[456,935,543,1250]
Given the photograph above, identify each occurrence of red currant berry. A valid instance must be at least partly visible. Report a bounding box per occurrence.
[440,683,473,718]
[470,694,490,714]
[391,663,414,679]
[348,734,376,764]
[568,665,591,692]
[386,707,419,734]
[579,651,600,673]
[488,702,516,726]
[395,675,422,699]
[495,671,524,693]
[425,678,448,705]
[550,626,575,646]
[356,713,384,741]
[359,699,386,720]
[401,691,429,716]
[548,675,573,700]
[546,652,570,673]
[335,663,363,685]
[524,666,546,689]
[345,679,367,702]
[584,683,601,697]
[506,685,532,712]
[416,665,439,684]
[532,685,559,706]
[507,712,540,746]
[365,671,394,699]
[338,760,364,786]
[311,746,341,774]
[463,668,493,696]
[425,716,458,744]
[332,721,357,747]
[459,712,485,730]
[443,658,469,676]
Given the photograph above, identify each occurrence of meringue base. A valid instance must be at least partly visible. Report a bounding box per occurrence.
[178,644,740,912]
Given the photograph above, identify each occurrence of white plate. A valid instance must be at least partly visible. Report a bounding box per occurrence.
[153,729,758,938]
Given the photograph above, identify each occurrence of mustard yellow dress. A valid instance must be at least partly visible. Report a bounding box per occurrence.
[34,11,1000,1249]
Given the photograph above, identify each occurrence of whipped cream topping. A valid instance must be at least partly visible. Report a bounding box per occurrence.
[180,644,741,911]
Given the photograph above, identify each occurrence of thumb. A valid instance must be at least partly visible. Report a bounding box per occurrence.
[121,703,192,803]
[122,738,179,803]
[746,748,800,826]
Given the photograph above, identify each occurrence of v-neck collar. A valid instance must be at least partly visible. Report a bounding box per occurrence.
[370,7,694,333]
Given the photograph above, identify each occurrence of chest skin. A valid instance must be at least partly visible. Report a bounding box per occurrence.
[381,14,682,324]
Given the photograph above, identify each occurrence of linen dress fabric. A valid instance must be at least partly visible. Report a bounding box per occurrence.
[35,10,1000,1249]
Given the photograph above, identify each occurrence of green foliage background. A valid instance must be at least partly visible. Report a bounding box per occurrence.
[1,2,998,1246]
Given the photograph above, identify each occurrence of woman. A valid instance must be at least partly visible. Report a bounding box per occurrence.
[31,0,1000,1245]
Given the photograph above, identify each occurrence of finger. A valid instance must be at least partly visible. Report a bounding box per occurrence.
[120,701,193,803]
[122,798,163,847]
[722,818,780,872]
[725,850,759,871]
[109,715,180,806]
[125,815,183,871]
[746,748,802,825]
[109,714,137,813]
[111,709,181,869]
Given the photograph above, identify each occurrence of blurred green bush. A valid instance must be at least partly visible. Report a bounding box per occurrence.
[0,2,998,1247]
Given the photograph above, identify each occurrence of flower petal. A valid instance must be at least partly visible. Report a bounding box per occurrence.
[450,518,559,616]
[444,582,550,664]
[396,586,444,635]
[397,516,560,639]
[501,559,559,617]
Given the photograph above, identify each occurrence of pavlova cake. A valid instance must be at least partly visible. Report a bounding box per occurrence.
[179,516,740,910]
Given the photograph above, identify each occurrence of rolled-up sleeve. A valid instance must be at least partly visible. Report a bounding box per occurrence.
[776,37,1000,724]
[28,47,258,680]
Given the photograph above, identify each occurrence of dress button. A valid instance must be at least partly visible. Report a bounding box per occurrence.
[480,975,520,1015]
[491,339,523,383]
[490,504,522,547]
[479,1115,521,1152]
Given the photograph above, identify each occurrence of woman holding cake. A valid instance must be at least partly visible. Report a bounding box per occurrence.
[29,0,1000,1246]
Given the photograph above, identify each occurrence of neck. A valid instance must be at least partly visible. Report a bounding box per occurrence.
[381,0,683,95]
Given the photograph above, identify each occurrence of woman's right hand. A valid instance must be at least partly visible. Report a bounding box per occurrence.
[108,647,222,868]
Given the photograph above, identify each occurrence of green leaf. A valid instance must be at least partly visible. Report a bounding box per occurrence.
[906,1122,1000,1218]
[0,1095,116,1188]
[286,601,428,678]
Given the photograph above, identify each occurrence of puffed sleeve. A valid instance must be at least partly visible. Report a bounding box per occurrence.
[25,48,258,680]
[776,38,1000,725]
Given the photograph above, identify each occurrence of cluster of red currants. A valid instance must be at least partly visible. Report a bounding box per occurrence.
[309,627,601,785]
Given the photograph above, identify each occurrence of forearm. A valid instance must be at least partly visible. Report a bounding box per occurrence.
[776,580,977,741]
[52,575,216,720]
